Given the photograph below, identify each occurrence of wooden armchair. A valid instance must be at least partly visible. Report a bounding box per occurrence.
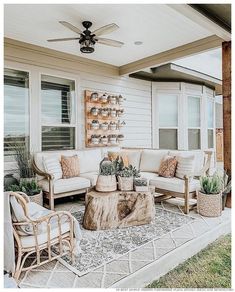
[9,192,76,282]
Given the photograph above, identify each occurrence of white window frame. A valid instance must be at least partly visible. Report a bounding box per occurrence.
[206,95,215,150]
[153,90,180,150]
[4,65,32,172]
[39,72,78,151]
[187,95,202,150]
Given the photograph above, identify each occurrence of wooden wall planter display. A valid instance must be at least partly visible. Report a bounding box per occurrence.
[84,90,125,147]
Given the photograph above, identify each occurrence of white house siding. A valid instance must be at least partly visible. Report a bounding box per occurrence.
[4,40,152,172]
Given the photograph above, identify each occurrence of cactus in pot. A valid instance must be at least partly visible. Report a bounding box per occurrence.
[117,134,124,142]
[108,95,117,105]
[100,93,108,103]
[117,109,124,117]
[100,108,109,117]
[197,173,224,217]
[109,121,116,130]
[90,107,99,116]
[108,134,117,145]
[110,108,117,117]
[90,92,99,102]
[100,122,109,131]
[101,135,108,145]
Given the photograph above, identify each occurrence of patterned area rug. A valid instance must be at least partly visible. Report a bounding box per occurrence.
[58,207,194,276]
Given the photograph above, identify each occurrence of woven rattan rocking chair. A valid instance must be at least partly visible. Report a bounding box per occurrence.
[9,192,76,282]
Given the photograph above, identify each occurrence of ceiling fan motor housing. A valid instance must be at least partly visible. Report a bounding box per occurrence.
[80,21,96,53]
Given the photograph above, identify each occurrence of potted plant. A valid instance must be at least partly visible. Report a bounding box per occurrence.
[96,157,117,192]
[109,121,116,130]
[100,108,109,117]
[100,122,109,131]
[117,95,125,104]
[197,173,223,217]
[110,108,117,118]
[117,120,126,129]
[117,109,124,117]
[91,134,101,145]
[108,95,117,105]
[90,107,99,116]
[100,93,108,103]
[7,179,43,205]
[134,178,148,192]
[117,160,140,191]
[90,120,99,130]
[222,170,231,210]
[101,135,108,145]
[10,143,35,182]
[90,92,99,102]
[4,173,19,191]
[108,134,117,145]
[117,134,124,143]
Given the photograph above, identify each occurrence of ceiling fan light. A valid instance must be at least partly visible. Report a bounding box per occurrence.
[80,39,95,53]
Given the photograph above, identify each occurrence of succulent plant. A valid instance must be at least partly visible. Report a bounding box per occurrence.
[99,158,116,176]
[200,173,223,194]
[7,179,41,197]
[134,178,148,186]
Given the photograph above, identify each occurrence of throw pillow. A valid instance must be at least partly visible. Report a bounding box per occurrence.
[175,155,195,179]
[108,151,129,167]
[61,155,80,179]
[158,155,178,178]
[43,157,62,181]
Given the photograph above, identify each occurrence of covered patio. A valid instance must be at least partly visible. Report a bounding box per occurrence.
[4,3,231,289]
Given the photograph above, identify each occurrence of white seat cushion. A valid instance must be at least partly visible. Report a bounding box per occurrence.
[140,150,168,173]
[20,221,70,248]
[38,177,90,194]
[140,171,159,182]
[149,177,200,193]
[80,172,98,186]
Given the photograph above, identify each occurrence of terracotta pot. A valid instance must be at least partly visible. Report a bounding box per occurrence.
[197,191,222,217]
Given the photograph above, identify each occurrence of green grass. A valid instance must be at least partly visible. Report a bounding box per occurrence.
[147,234,231,288]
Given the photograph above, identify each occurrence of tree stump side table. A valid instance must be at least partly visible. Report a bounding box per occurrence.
[83,190,155,230]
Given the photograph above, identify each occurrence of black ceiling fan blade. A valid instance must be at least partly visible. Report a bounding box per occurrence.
[47,37,80,42]
[92,23,119,37]
[96,37,124,47]
[59,21,83,35]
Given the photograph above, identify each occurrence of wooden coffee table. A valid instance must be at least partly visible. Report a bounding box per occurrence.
[83,190,155,230]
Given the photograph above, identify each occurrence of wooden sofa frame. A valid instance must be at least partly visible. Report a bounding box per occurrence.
[123,148,213,214]
[32,159,89,210]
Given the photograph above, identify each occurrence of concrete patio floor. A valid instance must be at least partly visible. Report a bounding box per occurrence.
[18,198,231,288]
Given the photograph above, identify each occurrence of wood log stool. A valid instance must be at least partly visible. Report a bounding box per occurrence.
[83,190,155,230]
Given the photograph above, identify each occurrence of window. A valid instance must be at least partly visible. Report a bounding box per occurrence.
[4,68,30,162]
[207,98,214,148]
[188,96,201,149]
[158,94,178,149]
[41,75,76,151]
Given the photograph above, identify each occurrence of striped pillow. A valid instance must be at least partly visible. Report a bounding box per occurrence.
[43,157,62,181]
[175,155,195,179]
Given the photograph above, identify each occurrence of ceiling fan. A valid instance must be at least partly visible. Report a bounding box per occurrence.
[47,21,124,53]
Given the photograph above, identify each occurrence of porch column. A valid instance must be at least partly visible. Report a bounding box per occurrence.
[222,41,231,174]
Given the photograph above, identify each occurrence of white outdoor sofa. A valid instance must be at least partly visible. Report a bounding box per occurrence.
[33,147,212,213]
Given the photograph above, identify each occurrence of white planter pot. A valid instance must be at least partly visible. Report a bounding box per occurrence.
[91,111,99,116]
[197,191,222,217]
[110,99,116,105]
[134,185,149,192]
[91,138,100,145]
[101,138,108,145]
[110,111,116,117]
[118,176,134,191]
[91,124,99,130]
[117,138,124,143]
[109,138,117,145]
[100,124,108,131]
[101,112,108,117]
[96,175,117,192]
[109,125,116,130]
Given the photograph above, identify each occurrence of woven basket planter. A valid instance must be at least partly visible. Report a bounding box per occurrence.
[118,176,134,191]
[28,190,43,206]
[197,191,222,217]
[96,175,117,192]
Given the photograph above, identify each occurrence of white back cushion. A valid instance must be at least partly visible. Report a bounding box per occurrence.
[121,149,142,170]
[77,149,102,174]
[175,155,195,179]
[140,150,168,173]
[169,150,204,176]
[43,157,62,180]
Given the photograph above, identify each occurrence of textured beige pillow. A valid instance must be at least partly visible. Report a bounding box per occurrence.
[61,155,80,179]
[175,155,195,179]
[159,155,178,178]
